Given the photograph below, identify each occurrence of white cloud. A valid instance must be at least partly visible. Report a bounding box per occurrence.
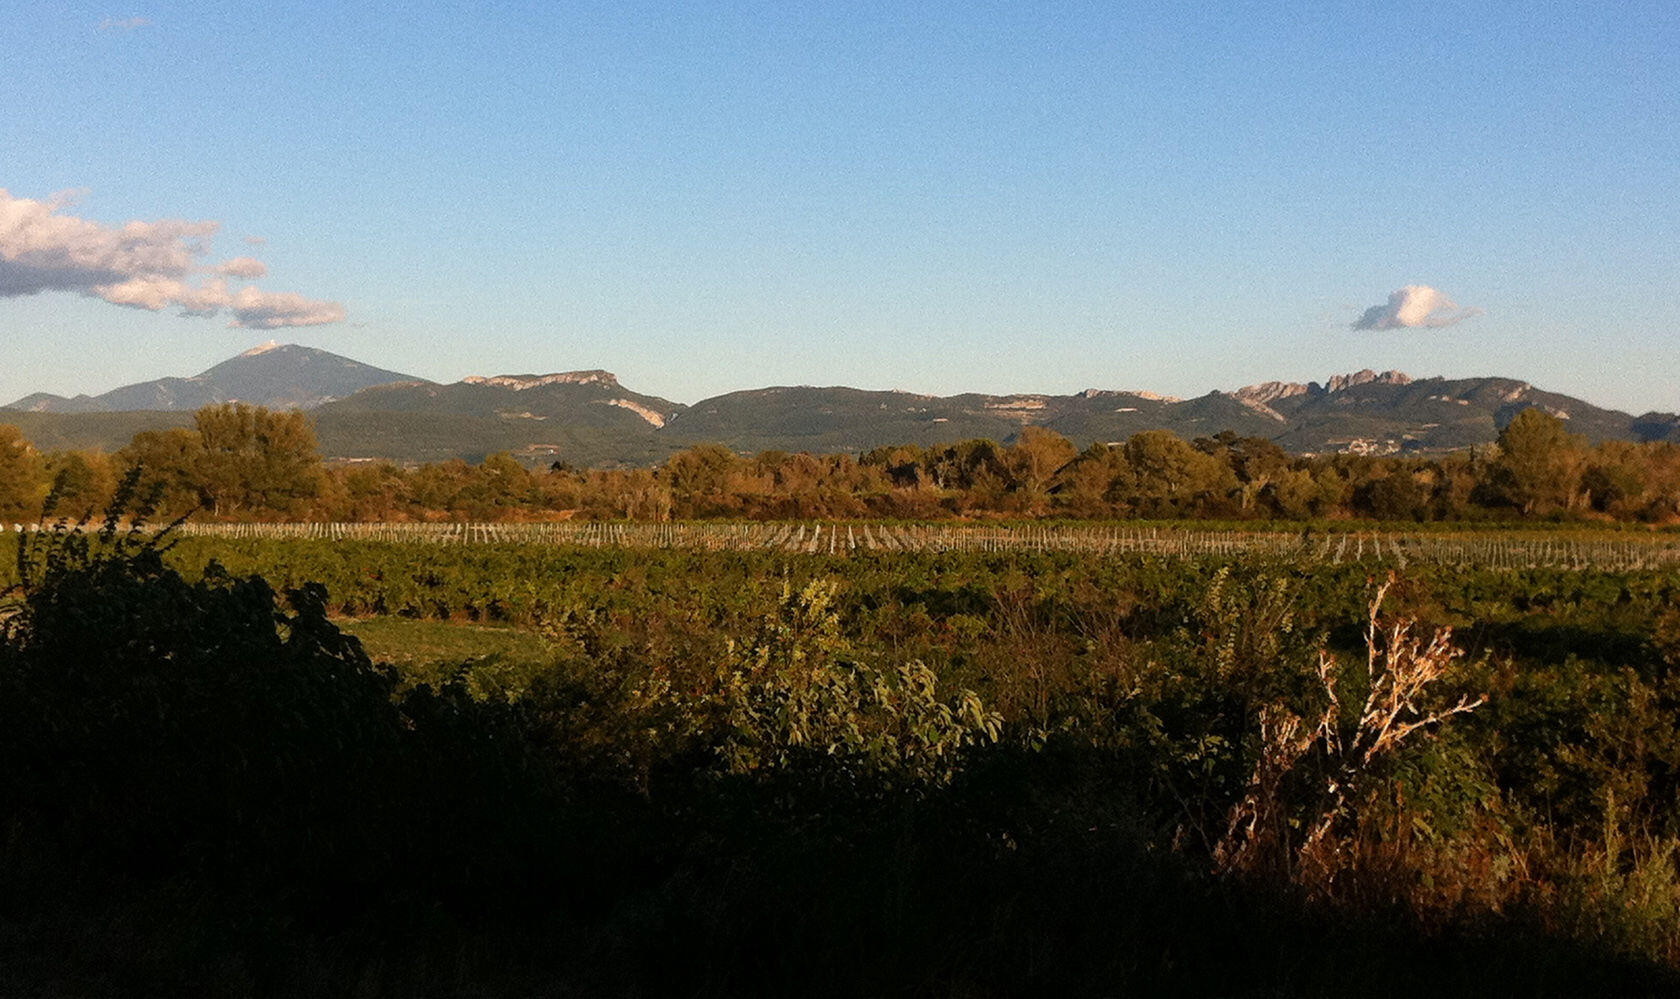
[218,256,267,279]
[228,287,347,329]
[1353,284,1483,330]
[0,188,345,329]
[98,16,152,31]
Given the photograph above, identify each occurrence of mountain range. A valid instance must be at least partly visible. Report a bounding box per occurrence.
[4,345,1677,465]
[6,342,416,414]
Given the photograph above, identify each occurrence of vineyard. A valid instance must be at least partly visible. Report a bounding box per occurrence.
[6,515,1680,995]
[148,519,1680,571]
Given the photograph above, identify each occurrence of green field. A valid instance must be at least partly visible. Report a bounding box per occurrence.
[336,615,548,667]
[4,526,1679,995]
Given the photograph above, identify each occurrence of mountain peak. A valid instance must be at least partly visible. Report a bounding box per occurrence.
[460,371,620,391]
[1077,388,1181,402]
[1232,380,1312,406]
[1234,369,1412,405]
[3,343,420,413]
[1324,369,1412,393]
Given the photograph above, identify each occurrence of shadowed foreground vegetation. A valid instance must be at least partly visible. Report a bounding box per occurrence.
[3,514,1680,996]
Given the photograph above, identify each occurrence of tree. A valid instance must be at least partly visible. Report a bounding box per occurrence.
[1354,471,1426,521]
[455,453,536,518]
[1481,409,1585,515]
[1265,467,1328,520]
[860,444,926,489]
[663,444,740,515]
[0,425,47,523]
[1054,443,1128,517]
[118,427,206,518]
[1116,430,1234,516]
[1198,433,1293,514]
[1006,427,1077,498]
[42,450,116,518]
[194,404,324,517]
[923,439,1007,493]
[1582,440,1650,516]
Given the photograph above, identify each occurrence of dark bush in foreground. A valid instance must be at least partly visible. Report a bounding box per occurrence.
[2,521,1677,996]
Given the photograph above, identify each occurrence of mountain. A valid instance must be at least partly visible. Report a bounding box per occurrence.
[658,385,1283,454]
[2,342,421,413]
[1229,370,1663,454]
[318,369,680,428]
[6,349,1679,464]
[310,369,686,466]
[313,366,1677,464]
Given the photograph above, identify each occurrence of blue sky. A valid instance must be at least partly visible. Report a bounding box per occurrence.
[3,1,1677,412]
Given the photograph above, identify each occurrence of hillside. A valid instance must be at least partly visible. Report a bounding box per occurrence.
[2,343,420,413]
[5,347,1678,464]
[313,369,686,466]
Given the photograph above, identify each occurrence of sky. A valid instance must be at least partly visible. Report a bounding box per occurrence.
[3,1,1678,413]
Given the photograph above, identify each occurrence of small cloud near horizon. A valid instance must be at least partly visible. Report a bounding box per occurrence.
[0,188,345,329]
[218,256,268,279]
[1353,284,1483,330]
[98,16,151,31]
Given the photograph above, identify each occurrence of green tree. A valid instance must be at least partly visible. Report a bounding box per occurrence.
[1481,409,1585,515]
[0,425,47,523]
[194,404,324,517]
[1054,443,1128,516]
[1197,432,1293,514]
[663,444,740,515]
[860,444,926,489]
[454,453,536,518]
[1006,427,1077,498]
[1116,430,1233,516]
[923,439,1007,493]
[118,427,206,517]
[41,450,115,518]
[1582,440,1650,516]
[1354,471,1427,521]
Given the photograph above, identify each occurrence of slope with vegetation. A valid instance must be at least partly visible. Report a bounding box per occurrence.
[6,402,1680,526]
[2,512,1678,994]
[7,344,1679,464]
[4,342,419,413]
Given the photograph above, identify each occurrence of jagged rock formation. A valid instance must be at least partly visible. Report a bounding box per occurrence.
[461,371,619,390]
[1234,369,1413,406]
[1233,381,1313,406]
[1324,369,1412,393]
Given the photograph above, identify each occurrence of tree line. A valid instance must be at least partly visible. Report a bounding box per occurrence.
[2,403,1677,524]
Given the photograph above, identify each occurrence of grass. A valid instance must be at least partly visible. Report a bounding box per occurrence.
[335,616,550,669]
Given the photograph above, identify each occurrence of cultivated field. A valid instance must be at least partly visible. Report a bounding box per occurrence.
[5,522,1680,994]
[154,519,1680,571]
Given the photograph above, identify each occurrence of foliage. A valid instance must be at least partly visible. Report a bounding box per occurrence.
[11,403,1680,524]
[117,403,323,518]
[1215,577,1486,884]
[717,579,1001,789]
[0,500,402,896]
[1481,408,1589,515]
[5,517,1680,993]
[0,423,46,522]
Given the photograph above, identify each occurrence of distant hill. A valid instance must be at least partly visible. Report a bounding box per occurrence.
[4,347,1678,464]
[316,366,1679,463]
[313,369,686,466]
[657,385,1280,453]
[319,369,680,428]
[1229,370,1677,452]
[2,343,421,413]
[0,410,197,452]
